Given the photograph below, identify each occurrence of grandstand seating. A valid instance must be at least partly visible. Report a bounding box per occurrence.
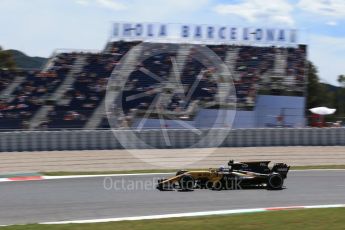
[0,41,306,130]
[0,53,76,129]
[46,53,117,128]
[0,69,16,92]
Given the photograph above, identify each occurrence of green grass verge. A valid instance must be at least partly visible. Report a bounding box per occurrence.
[292,165,345,170]
[40,165,345,176]
[1,208,345,230]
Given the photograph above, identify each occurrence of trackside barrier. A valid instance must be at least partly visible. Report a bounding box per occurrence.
[0,128,344,152]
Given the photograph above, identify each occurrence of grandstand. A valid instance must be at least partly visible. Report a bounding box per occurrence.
[0,40,307,130]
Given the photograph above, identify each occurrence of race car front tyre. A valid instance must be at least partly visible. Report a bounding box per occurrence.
[156,179,166,191]
[179,174,195,191]
[211,181,223,191]
[267,173,284,190]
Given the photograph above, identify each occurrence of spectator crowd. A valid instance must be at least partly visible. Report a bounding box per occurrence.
[0,41,306,130]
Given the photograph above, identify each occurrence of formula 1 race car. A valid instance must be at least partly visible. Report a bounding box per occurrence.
[156,160,290,191]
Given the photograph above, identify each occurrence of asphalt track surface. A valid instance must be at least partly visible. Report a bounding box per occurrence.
[1,170,345,225]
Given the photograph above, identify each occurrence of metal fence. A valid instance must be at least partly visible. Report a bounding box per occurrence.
[0,128,344,152]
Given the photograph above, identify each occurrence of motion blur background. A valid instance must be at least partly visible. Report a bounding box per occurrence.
[0,1,344,147]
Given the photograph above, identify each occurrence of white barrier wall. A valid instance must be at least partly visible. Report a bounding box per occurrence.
[0,128,344,152]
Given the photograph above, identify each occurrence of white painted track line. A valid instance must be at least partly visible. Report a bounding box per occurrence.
[41,204,345,225]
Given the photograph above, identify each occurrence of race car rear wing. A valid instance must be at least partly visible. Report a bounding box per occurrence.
[227,160,290,178]
[271,163,290,179]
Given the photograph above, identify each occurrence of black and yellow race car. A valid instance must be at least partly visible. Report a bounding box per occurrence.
[156,160,290,191]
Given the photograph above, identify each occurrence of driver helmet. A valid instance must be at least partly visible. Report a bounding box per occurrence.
[219,165,226,171]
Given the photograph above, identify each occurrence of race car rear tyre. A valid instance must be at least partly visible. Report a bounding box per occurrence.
[267,173,284,190]
[179,174,195,190]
